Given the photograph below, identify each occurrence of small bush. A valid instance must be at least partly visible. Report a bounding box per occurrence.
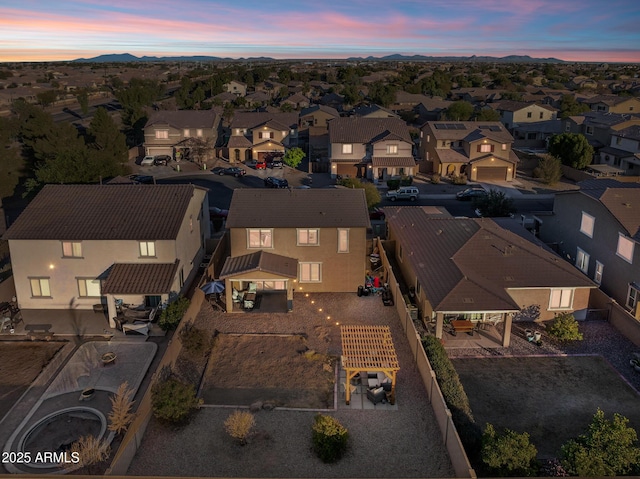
[481,423,538,476]
[224,410,255,445]
[431,173,441,184]
[69,435,110,467]
[547,313,583,342]
[534,155,563,185]
[312,414,349,463]
[108,382,135,435]
[151,376,201,423]
[158,296,190,331]
[179,321,210,355]
[386,178,400,190]
[451,174,468,185]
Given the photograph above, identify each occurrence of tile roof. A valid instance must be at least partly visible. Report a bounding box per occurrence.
[227,135,253,148]
[230,112,298,130]
[3,184,198,240]
[299,104,340,118]
[492,100,556,112]
[424,121,514,143]
[226,189,370,229]
[219,251,298,279]
[328,117,411,144]
[144,110,218,129]
[386,209,595,312]
[101,261,179,294]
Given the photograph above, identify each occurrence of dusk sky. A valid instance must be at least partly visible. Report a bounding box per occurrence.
[2,0,640,63]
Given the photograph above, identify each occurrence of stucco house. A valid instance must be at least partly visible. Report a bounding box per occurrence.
[227,112,298,163]
[418,121,518,181]
[220,189,370,312]
[3,184,210,328]
[143,110,220,161]
[328,117,416,181]
[537,179,640,319]
[562,111,640,150]
[490,101,557,131]
[299,104,340,130]
[583,95,640,114]
[597,125,640,175]
[223,80,247,97]
[385,209,596,347]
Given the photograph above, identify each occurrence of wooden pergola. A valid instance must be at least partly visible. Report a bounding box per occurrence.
[340,325,400,405]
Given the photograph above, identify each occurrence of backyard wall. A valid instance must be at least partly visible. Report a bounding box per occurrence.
[106,289,205,476]
[377,238,476,479]
[590,288,640,347]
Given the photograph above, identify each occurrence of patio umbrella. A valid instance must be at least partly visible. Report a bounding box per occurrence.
[201,281,225,295]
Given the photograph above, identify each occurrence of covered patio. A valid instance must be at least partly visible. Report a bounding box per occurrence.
[340,325,400,405]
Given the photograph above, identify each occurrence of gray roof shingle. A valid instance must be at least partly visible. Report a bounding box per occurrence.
[145,110,218,129]
[328,118,411,144]
[102,261,179,294]
[219,251,298,279]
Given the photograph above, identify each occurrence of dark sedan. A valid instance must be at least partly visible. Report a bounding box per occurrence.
[213,166,246,177]
[456,187,488,201]
[264,176,289,188]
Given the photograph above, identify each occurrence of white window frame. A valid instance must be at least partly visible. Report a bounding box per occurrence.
[627,284,639,311]
[30,277,51,298]
[549,288,574,310]
[62,241,82,258]
[579,212,595,238]
[183,129,190,137]
[387,144,398,155]
[338,228,349,253]
[576,247,589,274]
[479,143,492,153]
[299,262,321,283]
[616,234,635,264]
[297,228,319,246]
[155,130,168,139]
[77,278,101,297]
[342,144,353,155]
[247,229,273,249]
[594,261,604,284]
[501,143,507,151]
[139,241,156,257]
[196,129,203,137]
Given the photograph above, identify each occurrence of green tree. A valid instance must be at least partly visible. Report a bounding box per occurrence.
[548,133,594,169]
[547,312,583,341]
[77,89,89,115]
[561,409,640,476]
[87,107,129,175]
[338,177,381,209]
[474,189,515,218]
[115,78,164,143]
[445,101,474,121]
[36,90,58,107]
[481,423,538,476]
[475,108,501,121]
[151,374,201,424]
[559,94,590,119]
[532,154,563,185]
[282,147,305,168]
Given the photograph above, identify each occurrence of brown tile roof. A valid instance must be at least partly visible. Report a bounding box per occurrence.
[328,118,412,144]
[227,135,253,148]
[226,189,370,229]
[102,261,179,294]
[386,209,595,312]
[424,121,514,143]
[3,184,198,240]
[492,100,556,112]
[219,251,298,279]
[372,157,416,167]
[300,104,340,118]
[230,112,298,130]
[145,110,219,129]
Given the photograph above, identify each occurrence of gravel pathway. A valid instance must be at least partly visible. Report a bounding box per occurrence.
[127,293,455,477]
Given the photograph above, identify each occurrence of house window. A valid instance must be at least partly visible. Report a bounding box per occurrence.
[300,262,321,282]
[155,130,168,139]
[585,126,594,135]
[549,288,574,310]
[539,112,544,119]
[580,212,595,238]
[338,229,349,253]
[196,129,203,137]
[617,234,635,264]
[387,145,398,155]
[478,144,494,153]
[179,267,185,288]
[342,144,353,155]
[62,241,82,258]
[627,284,639,311]
[594,261,604,284]
[576,248,589,274]
[248,229,273,248]
[616,136,622,145]
[565,123,571,132]
[77,278,100,297]
[183,129,190,137]
[501,144,507,151]
[416,280,421,296]
[190,215,193,233]
[297,228,319,246]
[139,241,156,257]
[30,278,51,298]
[527,112,532,118]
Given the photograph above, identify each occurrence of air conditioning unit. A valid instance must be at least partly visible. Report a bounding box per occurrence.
[203,255,212,261]
[199,263,209,269]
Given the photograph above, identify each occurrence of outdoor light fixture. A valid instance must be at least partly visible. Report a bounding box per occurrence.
[305,293,309,297]
[311,300,315,304]
[49,264,55,269]
[318,308,323,312]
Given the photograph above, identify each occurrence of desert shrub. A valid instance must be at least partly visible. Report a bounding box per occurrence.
[431,173,441,184]
[224,410,255,445]
[179,321,210,355]
[399,175,413,186]
[451,174,468,185]
[69,435,110,467]
[386,178,400,190]
[151,376,201,423]
[421,336,481,451]
[311,414,349,463]
[481,423,538,476]
[561,409,640,476]
[547,312,583,342]
[158,296,190,331]
[533,155,563,185]
[108,382,135,435]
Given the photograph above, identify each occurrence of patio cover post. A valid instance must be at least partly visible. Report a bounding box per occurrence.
[435,312,444,339]
[502,312,512,347]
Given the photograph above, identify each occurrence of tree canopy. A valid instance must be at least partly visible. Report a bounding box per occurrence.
[445,101,474,121]
[474,189,515,218]
[547,133,594,170]
[337,177,381,209]
[282,147,305,168]
[481,423,538,477]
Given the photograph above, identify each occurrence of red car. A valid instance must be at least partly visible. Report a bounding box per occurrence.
[255,160,267,169]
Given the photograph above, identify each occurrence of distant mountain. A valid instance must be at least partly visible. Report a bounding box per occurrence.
[72,53,274,62]
[347,54,565,63]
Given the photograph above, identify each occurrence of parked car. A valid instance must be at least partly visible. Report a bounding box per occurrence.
[128,174,154,184]
[140,155,155,166]
[153,155,171,166]
[255,160,267,170]
[268,159,283,168]
[216,167,246,177]
[210,167,225,175]
[264,176,289,188]
[386,186,419,202]
[369,207,385,220]
[456,186,488,201]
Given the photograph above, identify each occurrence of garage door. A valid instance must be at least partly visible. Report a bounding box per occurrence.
[476,167,507,181]
[336,164,357,176]
[147,147,173,157]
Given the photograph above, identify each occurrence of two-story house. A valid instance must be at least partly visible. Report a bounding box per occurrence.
[583,95,640,114]
[386,209,596,347]
[3,184,210,328]
[227,112,298,164]
[419,121,517,181]
[219,189,370,312]
[143,110,220,160]
[490,101,558,131]
[598,125,640,175]
[223,80,247,97]
[562,111,640,150]
[328,117,416,181]
[538,179,640,319]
